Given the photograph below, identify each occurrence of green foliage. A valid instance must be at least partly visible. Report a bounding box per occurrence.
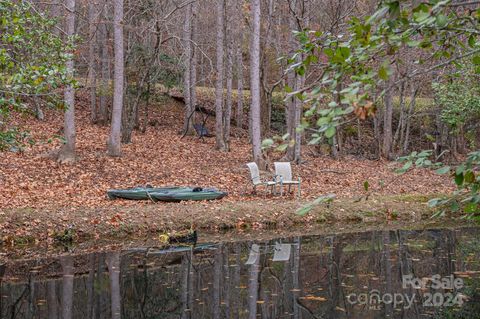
[432,66,480,135]
[396,150,438,173]
[296,194,336,216]
[289,0,480,145]
[0,128,34,151]
[397,150,480,220]
[0,0,73,147]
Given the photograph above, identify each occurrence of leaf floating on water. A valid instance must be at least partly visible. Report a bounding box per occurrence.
[300,295,327,302]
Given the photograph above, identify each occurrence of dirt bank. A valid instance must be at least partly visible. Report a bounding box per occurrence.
[0,194,456,248]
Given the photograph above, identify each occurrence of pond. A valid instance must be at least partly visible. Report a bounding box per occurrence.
[1,227,480,319]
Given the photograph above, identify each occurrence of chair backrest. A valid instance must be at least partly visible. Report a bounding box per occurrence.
[274,162,292,182]
[193,124,209,136]
[246,162,261,185]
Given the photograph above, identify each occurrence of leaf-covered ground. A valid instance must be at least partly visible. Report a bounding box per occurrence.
[0,92,455,244]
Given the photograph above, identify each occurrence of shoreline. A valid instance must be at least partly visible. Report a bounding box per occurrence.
[1,194,472,256]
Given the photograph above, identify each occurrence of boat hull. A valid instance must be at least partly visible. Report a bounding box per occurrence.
[107,187,186,200]
[149,189,227,202]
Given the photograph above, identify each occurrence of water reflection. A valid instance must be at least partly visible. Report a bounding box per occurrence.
[1,228,480,318]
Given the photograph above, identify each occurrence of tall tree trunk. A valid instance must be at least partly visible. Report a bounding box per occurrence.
[213,245,223,319]
[60,256,74,319]
[183,3,194,135]
[382,76,394,159]
[383,231,393,317]
[98,7,109,125]
[224,0,234,150]
[190,2,198,125]
[247,244,260,319]
[181,253,190,319]
[88,1,97,124]
[259,0,276,137]
[107,251,121,319]
[403,84,417,153]
[235,2,244,129]
[58,0,76,163]
[215,0,227,151]
[293,72,304,163]
[47,280,58,319]
[292,237,301,319]
[393,80,406,154]
[87,253,96,318]
[286,0,298,161]
[107,0,124,157]
[232,243,241,319]
[250,0,262,165]
[94,252,106,319]
[223,246,231,317]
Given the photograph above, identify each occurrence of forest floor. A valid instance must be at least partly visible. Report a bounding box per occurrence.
[0,91,457,248]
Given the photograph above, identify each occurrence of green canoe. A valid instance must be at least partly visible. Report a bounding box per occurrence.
[107,186,187,200]
[149,188,227,202]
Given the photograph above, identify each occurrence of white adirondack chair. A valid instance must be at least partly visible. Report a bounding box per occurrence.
[246,162,277,195]
[274,162,301,197]
[246,243,261,265]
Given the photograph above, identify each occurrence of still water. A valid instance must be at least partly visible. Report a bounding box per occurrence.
[1,227,480,319]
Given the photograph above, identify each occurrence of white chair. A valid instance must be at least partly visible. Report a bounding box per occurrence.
[274,162,301,197]
[272,242,291,262]
[246,162,277,195]
[245,243,261,265]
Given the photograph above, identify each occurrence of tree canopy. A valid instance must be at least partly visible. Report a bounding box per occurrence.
[0,0,72,150]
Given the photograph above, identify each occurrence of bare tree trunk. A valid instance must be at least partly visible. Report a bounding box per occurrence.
[232,243,241,319]
[190,2,198,124]
[250,0,262,165]
[107,0,124,157]
[403,84,417,153]
[213,245,223,319]
[286,0,298,161]
[259,0,276,137]
[87,253,96,318]
[293,72,303,163]
[224,0,235,150]
[49,2,61,36]
[188,249,194,318]
[215,0,227,151]
[382,76,394,159]
[383,231,393,317]
[247,244,260,319]
[181,253,190,319]
[223,246,231,317]
[47,280,58,319]
[58,0,76,163]
[393,81,406,154]
[183,3,194,135]
[98,6,109,125]
[88,1,97,124]
[235,2,244,129]
[107,251,121,319]
[60,256,74,319]
[292,238,301,319]
[95,252,106,319]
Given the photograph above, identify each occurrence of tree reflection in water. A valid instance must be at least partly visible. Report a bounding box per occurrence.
[1,228,480,319]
